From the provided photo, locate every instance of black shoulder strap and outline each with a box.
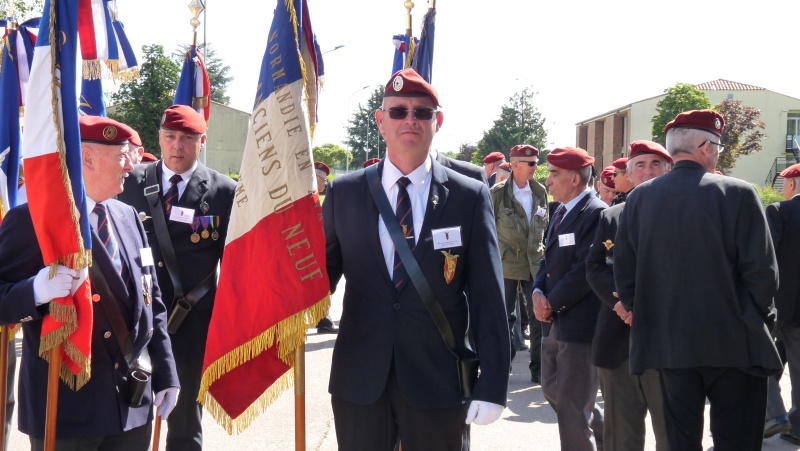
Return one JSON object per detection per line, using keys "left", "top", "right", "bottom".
{"left": 143, "top": 162, "right": 185, "bottom": 300}
{"left": 365, "top": 165, "right": 460, "bottom": 359}
{"left": 88, "top": 258, "right": 136, "bottom": 367}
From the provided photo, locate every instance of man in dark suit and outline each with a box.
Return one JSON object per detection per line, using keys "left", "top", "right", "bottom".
{"left": 610, "top": 158, "right": 631, "bottom": 206}
{"left": 614, "top": 110, "right": 782, "bottom": 450}
{"left": 117, "top": 105, "right": 236, "bottom": 451}
{"left": 0, "top": 116, "right": 179, "bottom": 449}
{"left": 586, "top": 140, "right": 671, "bottom": 451}
{"left": 532, "top": 146, "right": 606, "bottom": 450}
{"left": 763, "top": 163, "right": 800, "bottom": 444}
{"left": 324, "top": 68, "right": 509, "bottom": 450}
{"left": 433, "top": 149, "right": 487, "bottom": 184}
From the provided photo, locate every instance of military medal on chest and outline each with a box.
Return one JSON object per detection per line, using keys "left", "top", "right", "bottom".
{"left": 200, "top": 215, "right": 210, "bottom": 239}
{"left": 210, "top": 216, "right": 219, "bottom": 240}
{"left": 441, "top": 250, "right": 458, "bottom": 284}
{"left": 190, "top": 217, "right": 201, "bottom": 243}
{"left": 603, "top": 239, "right": 614, "bottom": 266}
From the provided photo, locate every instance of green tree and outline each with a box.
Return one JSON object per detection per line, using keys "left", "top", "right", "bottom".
{"left": 110, "top": 44, "right": 180, "bottom": 156}
{"left": 455, "top": 142, "right": 476, "bottom": 162}
{"left": 313, "top": 143, "right": 351, "bottom": 169}
{"left": 651, "top": 83, "right": 711, "bottom": 145}
{"left": 4, "top": 1, "right": 43, "bottom": 20}
{"left": 714, "top": 99, "right": 766, "bottom": 174}
{"left": 344, "top": 86, "right": 385, "bottom": 169}
{"left": 172, "top": 43, "right": 233, "bottom": 105}
{"left": 755, "top": 184, "right": 783, "bottom": 208}
{"left": 534, "top": 164, "right": 549, "bottom": 187}
{"left": 473, "top": 87, "right": 547, "bottom": 165}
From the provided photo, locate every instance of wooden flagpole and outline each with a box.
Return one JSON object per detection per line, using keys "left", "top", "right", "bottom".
{"left": 294, "top": 344, "right": 306, "bottom": 451}
{"left": 44, "top": 345, "right": 61, "bottom": 451}
{"left": 0, "top": 326, "right": 9, "bottom": 450}
{"left": 152, "top": 415, "right": 162, "bottom": 451}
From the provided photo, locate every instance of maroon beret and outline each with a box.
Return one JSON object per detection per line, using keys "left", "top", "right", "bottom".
{"left": 314, "top": 161, "right": 330, "bottom": 176}
{"left": 129, "top": 130, "right": 143, "bottom": 147}
{"left": 384, "top": 68, "right": 441, "bottom": 107}
{"left": 362, "top": 158, "right": 380, "bottom": 168}
{"left": 141, "top": 152, "right": 158, "bottom": 162}
{"left": 483, "top": 152, "right": 505, "bottom": 164}
{"left": 780, "top": 163, "right": 800, "bottom": 178}
{"left": 546, "top": 147, "right": 594, "bottom": 170}
{"left": 79, "top": 115, "right": 134, "bottom": 145}
{"left": 498, "top": 162, "right": 512, "bottom": 172}
{"left": 160, "top": 105, "right": 207, "bottom": 134}
{"left": 510, "top": 145, "right": 539, "bottom": 160}
{"left": 664, "top": 109, "right": 725, "bottom": 137}
{"left": 612, "top": 158, "right": 628, "bottom": 171}
{"left": 600, "top": 166, "right": 616, "bottom": 189}
{"left": 629, "top": 140, "right": 673, "bottom": 163}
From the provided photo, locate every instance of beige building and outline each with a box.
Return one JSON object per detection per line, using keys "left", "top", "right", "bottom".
{"left": 575, "top": 80, "right": 800, "bottom": 186}
{"left": 204, "top": 101, "right": 250, "bottom": 174}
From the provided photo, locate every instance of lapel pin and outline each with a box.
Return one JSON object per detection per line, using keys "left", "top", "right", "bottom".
{"left": 432, "top": 195, "right": 439, "bottom": 209}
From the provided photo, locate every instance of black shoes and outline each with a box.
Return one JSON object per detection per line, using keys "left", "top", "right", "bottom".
{"left": 531, "top": 374, "right": 541, "bottom": 385}
{"left": 765, "top": 415, "right": 791, "bottom": 438}
{"left": 315, "top": 317, "right": 339, "bottom": 334}
{"left": 780, "top": 432, "right": 800, "bottom": 445}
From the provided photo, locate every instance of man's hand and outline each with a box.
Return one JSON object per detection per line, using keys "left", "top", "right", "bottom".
{"left": 532, "top": 291, "right": 553, "bottom": 323}
{"left": 154, "top": 387, "right": 180, "bottom": 419}
{"left": 465, "top": 401, "right": 504, "bottom": 425}
{"left": 33, "top": 266, "right": 77, "bottom": 306}
{"left": 613, "top": 297, "right": 632, "bottom": 326}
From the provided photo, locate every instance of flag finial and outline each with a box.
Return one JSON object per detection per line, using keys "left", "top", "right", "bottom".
{"left": 188, "top": 0, "right": 205, "bottom": 47}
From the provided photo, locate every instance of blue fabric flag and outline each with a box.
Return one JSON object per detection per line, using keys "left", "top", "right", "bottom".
{"left": 412, "top": 8, "right": 435, "bottom": 83}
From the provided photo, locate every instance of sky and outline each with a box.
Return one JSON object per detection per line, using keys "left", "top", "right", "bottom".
{"left": 112, "top": 0, "right": 799, "bottom": 159}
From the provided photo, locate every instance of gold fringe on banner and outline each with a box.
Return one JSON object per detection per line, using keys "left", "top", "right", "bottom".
{"left": 287, "top": 0, "right": 318, "bottom": 138}
{"left": 82, "top": 60, "right": 103, "bottom": 80}
{"left": 198, "top": 295, "right": 330, "bottom": 434}
{"left": 112, "top": 67, "right": 140, "bottom": 83}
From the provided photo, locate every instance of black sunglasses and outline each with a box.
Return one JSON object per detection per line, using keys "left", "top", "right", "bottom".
{"left": 524, "top": 161, "right": 538, "bottom": 167}
{"left": 384, "top": 107, "right": 438, "bottom": 121}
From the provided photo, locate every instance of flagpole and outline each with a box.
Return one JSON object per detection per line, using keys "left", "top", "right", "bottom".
{"left": 0, "top": 326, "right": 9, "bottom": 449}
{"left": 44, "top": 345, "right": 61, "bottom": 451}
{"left": 294, "top": 344, "right": 306, "bottom": 451}
{"left": 152, "top": 415, "right": 162, "bottom": 451}
{"left": 404, "top": 1, "right": 414, "bottom": 36}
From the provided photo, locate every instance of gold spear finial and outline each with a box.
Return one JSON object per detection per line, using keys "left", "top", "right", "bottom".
{"left": 188, "top": 0, "right": 205, "bottom": 47}
{"left": 404, "top": 1, "right": 414, "bottom": 36}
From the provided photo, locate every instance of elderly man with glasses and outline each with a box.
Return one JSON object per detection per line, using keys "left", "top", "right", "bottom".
{"left": 490, "top": 144, "right": 548, "bottom": 384}
{"left": 611, "top": 158, "right": 633, "bottom": 206}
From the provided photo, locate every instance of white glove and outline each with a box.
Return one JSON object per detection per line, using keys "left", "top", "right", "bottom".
{"left": 33, "top": 266, "right": 77, "bottom": 306}
{"left": 465, "top": 400, "right": 504, "bottom": 425}
{"left": 154, "top": 387, "right": 180, "bottom": 419}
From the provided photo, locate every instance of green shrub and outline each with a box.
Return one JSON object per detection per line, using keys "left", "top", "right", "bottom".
{"left": 755, "top": 184, "right": 783, "bottom": 208}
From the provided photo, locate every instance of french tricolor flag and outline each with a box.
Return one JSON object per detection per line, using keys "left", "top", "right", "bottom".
{"left": 174, "top": 46, "right": 211, "bottom": 122}
{"left": 199, "top": 0, "right": 329, "bottom": 433}
{"left": 23, "top": 0, "right": 93, "bottom": 390}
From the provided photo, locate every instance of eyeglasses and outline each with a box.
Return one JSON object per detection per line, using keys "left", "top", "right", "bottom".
{"left": 383, "top": 107, "right": 438, "bottom": 121}
{"left": 699, "top": 140, "right": 725, "bottom": 153}
{"left": 614, "top": 171, "right": 625, "bottom": 176}
{"left": 525, "top": 161, "right": 539, "bottom": 167}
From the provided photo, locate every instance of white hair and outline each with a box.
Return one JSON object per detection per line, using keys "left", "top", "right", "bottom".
{"left": 626, "top": 155, "right": 672, "bottom": 172}
{"left": 665, "top": 128, "right": 717, "bottom": 157}
{"left": 576, "top": 165, "right": 592, "bottom": 187}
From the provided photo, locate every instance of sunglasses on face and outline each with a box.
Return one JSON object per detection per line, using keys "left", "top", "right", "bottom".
{"left": 383, "top": 107, "right": 438, "bottom": 121}
{"left": 524, "top": 161, "right": 539, "bottom": 167}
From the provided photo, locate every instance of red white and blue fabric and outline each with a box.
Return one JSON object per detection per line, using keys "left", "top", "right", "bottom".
{"left": 77, "top": 0, "right": 138, "bottom": 78}
{"left": 411, "top": 8, "right": 435, "bottom": 83}
{"left": 23, "top": 0, "right": 93, "bottom": 390}
{"left": 199, "top": 0, "right": 329, "bottom": 433}
{"left": 5, "top": 17, "right": 40, "bottom": 109}
{"left": 0, "top": 25, "right": 23, "bottom": 217}
{"left": 391, "top": 34, "right": 418, "bottom": 75}
{"left": 174, "top": 46, "right": 211, "bottom": 122}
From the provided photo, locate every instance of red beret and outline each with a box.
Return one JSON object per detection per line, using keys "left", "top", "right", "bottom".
{"left": 510, "top": 145, "right": 539, "bottom": 160}
{"left": 546, "top": 147, "right": 594, "bottom": 170}
{"left": 129, "top": 130, "right": 143, "bottom": 147}
{"left": 780, "top": 163, "right": 800, "bottom": 178}
{"left": 498, "top": 162, "right": 512, "bottom": 172}
{"left": 612, "top": 158, "right": 628, "bottom": 171}
{"left": 664, "top": 109, "right": 725, "bottom": 137}
{"left": 314, "top": 161, "right": 330, "bottom": 176}
{"left": 362, "top": 158, "right": 380, "bottom": 168}
{"left": 141, "top": 152, "right": 158, "bottom": 162}
{"left": 600, "top": 166, "right": 616, "bottom": 189}
{"left": 160, "top": 105, "right": 207, "bottom": 134}
{"left": 483, "top": 152, "right": 505, "bottom": 164}
{"left": 629, "top": 140, "right": 673, "bottom": 163}
{"left": 79, "top": 115, "right": 134, "bottom": 145}
{"left": 384, "top": 68, "right": 441, "bottom": 107}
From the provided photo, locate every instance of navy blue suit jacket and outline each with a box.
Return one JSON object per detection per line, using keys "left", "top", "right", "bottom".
{"left": 534, "top": 192, "right": 606, "bottom": 343}
{"left": 0, "top": 201, "right": 178, "bottom": 439}
{"left": 324, "top": 159, "right": 509, "bottom": 408}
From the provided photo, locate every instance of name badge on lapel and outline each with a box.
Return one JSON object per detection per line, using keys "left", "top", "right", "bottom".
{"left": 170, "top": 206, "right": 195, "bottom": 224}
{"left": 558, "top": 233, "right": 576, "bottom": 247}
{"left": 140, "top": 248, "right": 154, "bottom": 266}
{"left": 432, "top": 226, "right": 462, "bottom": 249}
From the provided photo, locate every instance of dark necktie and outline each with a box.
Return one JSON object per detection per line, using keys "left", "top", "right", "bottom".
{"left": 392, "top": 177, "right": 415, "bottom": 292}
{"left": 552, "top": 205, "right": 566, "bottom": 234}
{"left": 163, "top": 174, "right": 182, "bottom": 215}
{"left": 94, "top": 203, "right": 130, "bottom": 287}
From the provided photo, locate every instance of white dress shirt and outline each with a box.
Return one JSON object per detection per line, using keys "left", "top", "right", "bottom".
{"left": 161, "top": 160, "right": 198, "bottom": 199}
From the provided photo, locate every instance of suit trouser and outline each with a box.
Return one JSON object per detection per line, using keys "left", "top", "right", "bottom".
{"left": 331, "top": 362, "right": 470, "bottom": 451}
{"left": 767, "top": 325, "right": 800, "bottom": 435}
{"left": 30, "top": 422, "right": 152, "bottom": 451}
{"left": 503, "top": 279, "right": 542, "bottom": 377}
{"left": 4, "top": 337, "right": 16, "bottom": 451}
{"left": 166, "top": 308, "right": 213, "bottom": 451}
{"left": 541, "top": 327, "right": 603, "bottom": 451}
{"left": 598, "top": 361, "right": 667, "bottom": 451}
{"left": 659, "top": 367, "right": 767, "bottom": 451}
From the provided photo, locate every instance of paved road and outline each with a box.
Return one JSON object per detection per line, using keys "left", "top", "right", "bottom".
{"left": 4, "top": 284, "right": 799, "bottom": 450}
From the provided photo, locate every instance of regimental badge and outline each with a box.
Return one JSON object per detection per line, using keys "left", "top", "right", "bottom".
{"left": 442, "top": 250, "right": 458, "bottom": 284}
{"left": 102, "top": 126, "right": 117, "bottom": 140}
{"left": 200, "top": 201, "right": 209, "bottom": 213}
{"left": 393, "top": 75, "right": 404, "bottom": 92}
{"left": 714, "top": 118, "right": 722, "bottom": 130}
{"left": 602, "top": 239, "right": 614, "bottom": 250}
{"left": 160, "top": 113, "right": 167, "bottom": 126}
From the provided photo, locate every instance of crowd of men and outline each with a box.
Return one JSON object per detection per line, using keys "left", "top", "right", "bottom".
{"left": 0, "top": 64, "right": 796, "bottom": 451}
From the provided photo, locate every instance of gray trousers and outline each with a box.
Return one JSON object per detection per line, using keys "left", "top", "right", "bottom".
{"left": 767, "top": 324, "right": 800, "bottom": 435}
{"left": 598, "top": 361, "right": 667, "bottom": 451}
{"left": 541, "top": 326, "right": 603, "bottom": 451}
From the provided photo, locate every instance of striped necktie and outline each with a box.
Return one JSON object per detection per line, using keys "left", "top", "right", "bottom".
{"left": 392, "top": 177, "right": 414, "bottom": 292}
{"left": 163, "top": 174, "right": 182, "bottom": 215}
{"left": 94, "top": 203, "right": 130, "bottom": 287}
